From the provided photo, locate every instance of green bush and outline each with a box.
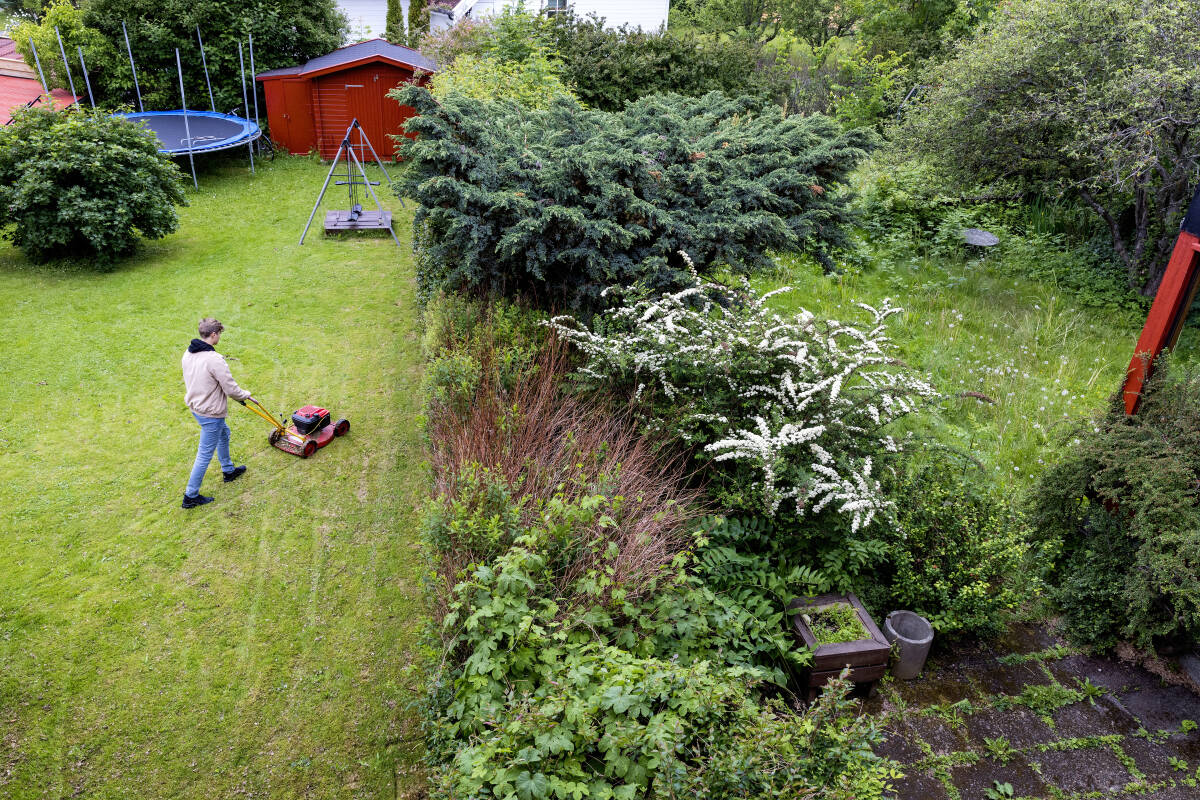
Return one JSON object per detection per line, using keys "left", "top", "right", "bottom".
{"left": 0, "top": 108, "right": 186, "bottom": 265}
{"left": 420, "top": 470, "right": 896, "bottom": 800}
{"left": 861, "top": 459, "right": 1035, "bottom": 637}
{"left": 544, "top": 13, "right": 783, "bottom": 111}
{"left": 78, "top": 0, "right": 347, "bottom": 112}
{"left": 549, "top": 270, "right": 936, "bottom": 530}
{"left": 428, "top": 51, "right": 574, "bottom": 109}
{"left": 394, "top": 87, "right": 871, "bottom": 307}
{"left": 1029, "top": 356, "right": 1200, "bottom": 650}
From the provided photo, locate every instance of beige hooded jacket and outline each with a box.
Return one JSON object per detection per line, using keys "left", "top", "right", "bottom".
{"left": 182, "top": 341, "right": 251, "bottom": 418}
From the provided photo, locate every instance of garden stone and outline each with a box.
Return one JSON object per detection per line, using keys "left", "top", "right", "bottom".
{"left": 949, "top": 755, "right": 1047, "bottom": 799}
{"left": 1027, "top": 747, "right": 1133, "bottom": 795}
{"left": 1049, "top": 695, "right": 1142, "bottom": 739}
{"left": 1115, "top": 684, "right": 1200, "bottom": 732}
{"left": 884, "top": 769, "right": 949, "bottom": 800}
{"left": 971, "top": 662, "right": 1053, "bottom": 696}
{"left": 898, "top": 714, "right": 969, "bottom": 755}
{"left": 964, "top": 707, "right": 1056, "bottom": 749}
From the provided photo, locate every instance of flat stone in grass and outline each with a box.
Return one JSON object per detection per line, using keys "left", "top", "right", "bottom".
{"left": 897, "top": 714, "right": 970, "bottom": 755}
{"left": 971, "top": 661, "right": 1053, "bottom": 696}
{"left": 948, "top": 755, "right": 1048, "bottom": 799}
{"left": 873, "top": 728, "right": 926, "bottom": 764}
{"left": 892, "top": 667, "right": 979, "bottom": 708}
{"left": 1049, "top": 696, "right": 1142, "bottom": 739}
{"left": 1027, "top": 746, "right": 1135, "bottom": 795}
{"left": 1134, "top": 785, "right": 1200, "bottom": 800}
{"left": 884, "top": 768, "right": 949, "bottom": 800}
{"left": 1118, "top": 735, "right": 1178, "bottom": 779}
{"left": 964, "top": 707, "right": 1056, "bottom": 749}
{"left": 1114, "top": 684, "right": 1200, "bottom": 732}
{"left": 1049, "top": 654, "right": 1164, "bottom": 695}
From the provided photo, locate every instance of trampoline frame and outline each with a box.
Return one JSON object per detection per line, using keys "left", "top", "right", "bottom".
{"left": 113, "top": 110, "right": 262, "bottom": 156}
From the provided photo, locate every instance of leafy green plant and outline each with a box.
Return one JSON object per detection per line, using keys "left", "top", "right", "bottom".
{"left": 1029, "top": 356, "right": 1200, "bottom": 650}
{"left": 393, "top": 87, "right": 871, "bottom": 307}
{"left": 79, "top": 0, "right": 346, "bottom": 113}
{"left": 550, "top": 268, "right": 936, "bottom": 529}
{"left": 802, "top": 603, "right": 868, "bottom": 645}
{"left": 900, "top": 0, "right": 1200, "bottom": 295}
{"left": 0, "top": 108, "right": 186, "bottom": 265}
{"left": 984, "top": 780, "right": 1014, "bottom": 799}
{"left": 427, "top": 51, "right": 573, "bottom": 109}
{"left": 860, "top": 457, "right": 1035, "bottom": 637}
{"left": 983, "top": 737, "right": 1016, "bottom": 765}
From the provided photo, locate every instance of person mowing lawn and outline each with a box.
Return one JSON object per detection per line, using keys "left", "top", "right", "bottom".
{"left": 181, "top": 317, "right": 251, "bottom": 509}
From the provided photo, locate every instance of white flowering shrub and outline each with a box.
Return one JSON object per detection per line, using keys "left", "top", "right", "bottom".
{"left": 548, "top": 256, "right": 938, "bottom": 532}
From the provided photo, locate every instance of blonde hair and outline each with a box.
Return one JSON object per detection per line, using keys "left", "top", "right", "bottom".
{"left": 198, "top": 317, "right": 224, "bottom": 337}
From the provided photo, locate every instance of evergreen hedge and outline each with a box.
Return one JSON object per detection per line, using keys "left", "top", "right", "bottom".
{"left": 393, "top": 88, "right": 871, "bottom": 308}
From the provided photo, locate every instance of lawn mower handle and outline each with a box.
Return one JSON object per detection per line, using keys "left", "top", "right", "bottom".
{"left": 238, "top": 396, "right": 290, "bottom": 436}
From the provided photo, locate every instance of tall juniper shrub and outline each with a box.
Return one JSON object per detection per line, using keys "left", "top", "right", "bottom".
{"left": 394, "top": 88, "right": 871, "bottom": 307}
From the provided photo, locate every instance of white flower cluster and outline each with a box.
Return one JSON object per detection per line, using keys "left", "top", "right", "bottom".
{"left": 548, "top": 254, "right": 938, "bottom": 532}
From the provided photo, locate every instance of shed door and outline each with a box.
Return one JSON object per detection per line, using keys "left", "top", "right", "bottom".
{"left": 314, "top": 64, "right": 417, "bottom": 161}
{"left": 280, "top": 80, "right": 316, "bottom": 155}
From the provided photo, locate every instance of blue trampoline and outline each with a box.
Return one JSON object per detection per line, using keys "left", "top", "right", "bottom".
{"left": 115, "top": 110, "right": 261, "bottom": 155}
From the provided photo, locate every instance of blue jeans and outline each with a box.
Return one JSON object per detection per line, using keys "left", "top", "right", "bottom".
{"left": 186, "top": 412, "right": 233, "bottom": 496}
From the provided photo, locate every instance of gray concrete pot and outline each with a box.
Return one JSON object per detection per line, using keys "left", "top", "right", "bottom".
{"left": 884, "top": 610, "right": 933, "bottom": 680}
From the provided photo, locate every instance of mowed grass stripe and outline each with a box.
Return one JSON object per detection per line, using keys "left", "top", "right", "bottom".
{"left": 0, "top": 155, "right": 424, "bottom": 798}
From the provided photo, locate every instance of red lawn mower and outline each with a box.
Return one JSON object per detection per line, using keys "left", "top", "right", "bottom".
{"left": 239, "top": 397, "right": 350, "bottom": 458}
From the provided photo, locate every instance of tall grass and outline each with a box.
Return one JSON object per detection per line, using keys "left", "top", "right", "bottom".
{"left": 761, "top": 243, "right": 1198, "bottom": 492}
{"left": 424, "top": 327, "right": 701, "bottom": 614}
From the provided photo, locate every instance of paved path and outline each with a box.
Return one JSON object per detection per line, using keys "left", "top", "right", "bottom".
{"left": 873, "top": 624, "right": 1200, "bottom": 799}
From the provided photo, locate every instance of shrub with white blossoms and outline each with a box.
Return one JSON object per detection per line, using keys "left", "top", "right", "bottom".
{"left": 547, "top": 255, "right": 939, "bottom": 532}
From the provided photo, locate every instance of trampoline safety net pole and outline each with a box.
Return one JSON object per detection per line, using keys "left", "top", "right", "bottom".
{"left": 175, "top": 48, "right": 198, "bottom": 189}
{"left": 77, "top": 47, "right": 95, "bottom": 109}
{"left": 238, "top": 42, "right": 255, "bottom": 175}
{"left": 28, "top": 37, "right": 49, "bottom": 96}
{"left": 122, "top": 21, "right": 143, "bottom": 113}
{"left": 248, "top": 33, "right": 259, "bottom": 128}
{"left": 196, "top": 26, "right": 216, "bottom": 113}
{"left": 53, "top": 27, "right": 79, "bottom": 107}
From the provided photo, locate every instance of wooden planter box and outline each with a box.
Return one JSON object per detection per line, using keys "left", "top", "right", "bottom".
{"left": 788, "top": 592, "right": 890, "bottom": 699}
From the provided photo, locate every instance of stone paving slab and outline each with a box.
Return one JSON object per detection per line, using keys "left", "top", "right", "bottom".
{"left": 874, "top": 624, "right": 1200, "bottom": 800}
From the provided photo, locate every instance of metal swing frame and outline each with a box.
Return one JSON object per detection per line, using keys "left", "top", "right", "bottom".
{"left": 298, "top": 119, "right": 400, "bottom": 247}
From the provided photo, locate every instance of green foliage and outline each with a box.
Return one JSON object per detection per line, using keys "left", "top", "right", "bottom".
{"left": 803, "top": 603, "right": 868, "bottom": 645}
{"left": 428, "top": 51, "right": 574, "bottom": 109}
{"left": 407, "top": 0, "right": 428, "bottom": 47}
{"left": 857, "top": 0, "right": 996, "bottom": 65}
{"left": 860, "top": 458, "right": 1035, "bottom": 637}
{"left": 393, "top": 87, "right": 870, "bottom": 307}
{"left": 420, "top": 471, "right": 895, "bottom": 799}
{"left": 693, "top": 0, "right": 860, "bottom": 47}
{"left": 551, "top": 274, "right": 935, "bottom": 530}
{"left": 385, "top": 0, "right": 405, "bottom": 42}
{"left": 1030, "top": 356, "right": 1200, "bottom": 651}
{"left": 76, "top": 0, "right": 347, "bottom": 113}
{"left": 899, "top": 0, "right": 1200, "bottom": 295}
{"left": 0, "top": 107, "right": 186, "bottom": 265}
{"left": 544, "top": 13, "right": 783, "bottom": 112}
{"left": 421, "top": 293, "right": 547, "bottom": 414}
{"left": 11, "top": 0, "right": 112, "bottom": 94}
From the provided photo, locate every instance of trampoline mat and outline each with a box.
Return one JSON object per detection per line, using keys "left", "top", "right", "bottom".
{"left": 115, "top": 111, "right": 261, "bottom": 155}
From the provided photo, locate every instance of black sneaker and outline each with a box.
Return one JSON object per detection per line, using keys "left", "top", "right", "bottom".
{"left": 182, "top": 493, "right": 214, "bottom": 509}
{"left": 223, "top": 465, "right": 247, "bottom": 483}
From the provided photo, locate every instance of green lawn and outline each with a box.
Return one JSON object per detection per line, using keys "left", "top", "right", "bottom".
{"left": 764, "top": 248, "right": 1199, "bottom": 492}
{"left": 0, "top": 156, "right": 425, "bottom": 798}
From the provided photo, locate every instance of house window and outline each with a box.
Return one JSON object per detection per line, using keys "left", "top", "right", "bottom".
{"left": 544, "top": 0, "right": 567, "bottom": 16}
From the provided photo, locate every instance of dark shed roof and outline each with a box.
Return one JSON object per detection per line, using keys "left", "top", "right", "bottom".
{"left": 256, "top": 38, "right": 437, "bottom": 79}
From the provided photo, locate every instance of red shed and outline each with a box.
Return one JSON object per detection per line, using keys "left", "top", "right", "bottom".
{"left": 256, "top": 39, "right": 436, "bottom": 160}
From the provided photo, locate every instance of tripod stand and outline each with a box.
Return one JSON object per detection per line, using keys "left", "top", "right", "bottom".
{"left": 299, "top": 119, "right": 400, "bottom": 247}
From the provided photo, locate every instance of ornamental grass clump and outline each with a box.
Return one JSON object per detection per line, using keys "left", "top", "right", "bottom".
{"left": 548, "top": 255, "right": 938, "bottom": 532}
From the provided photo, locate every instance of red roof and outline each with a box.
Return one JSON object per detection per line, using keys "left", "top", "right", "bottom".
{"left": 1, "top": 76, "right": 78, "bottom": 125}
{"left": 256, "top": 38, "right": 437, "bottom": 80}
{"left": 0, "top": 36, "right": 80, "bottom": 124}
